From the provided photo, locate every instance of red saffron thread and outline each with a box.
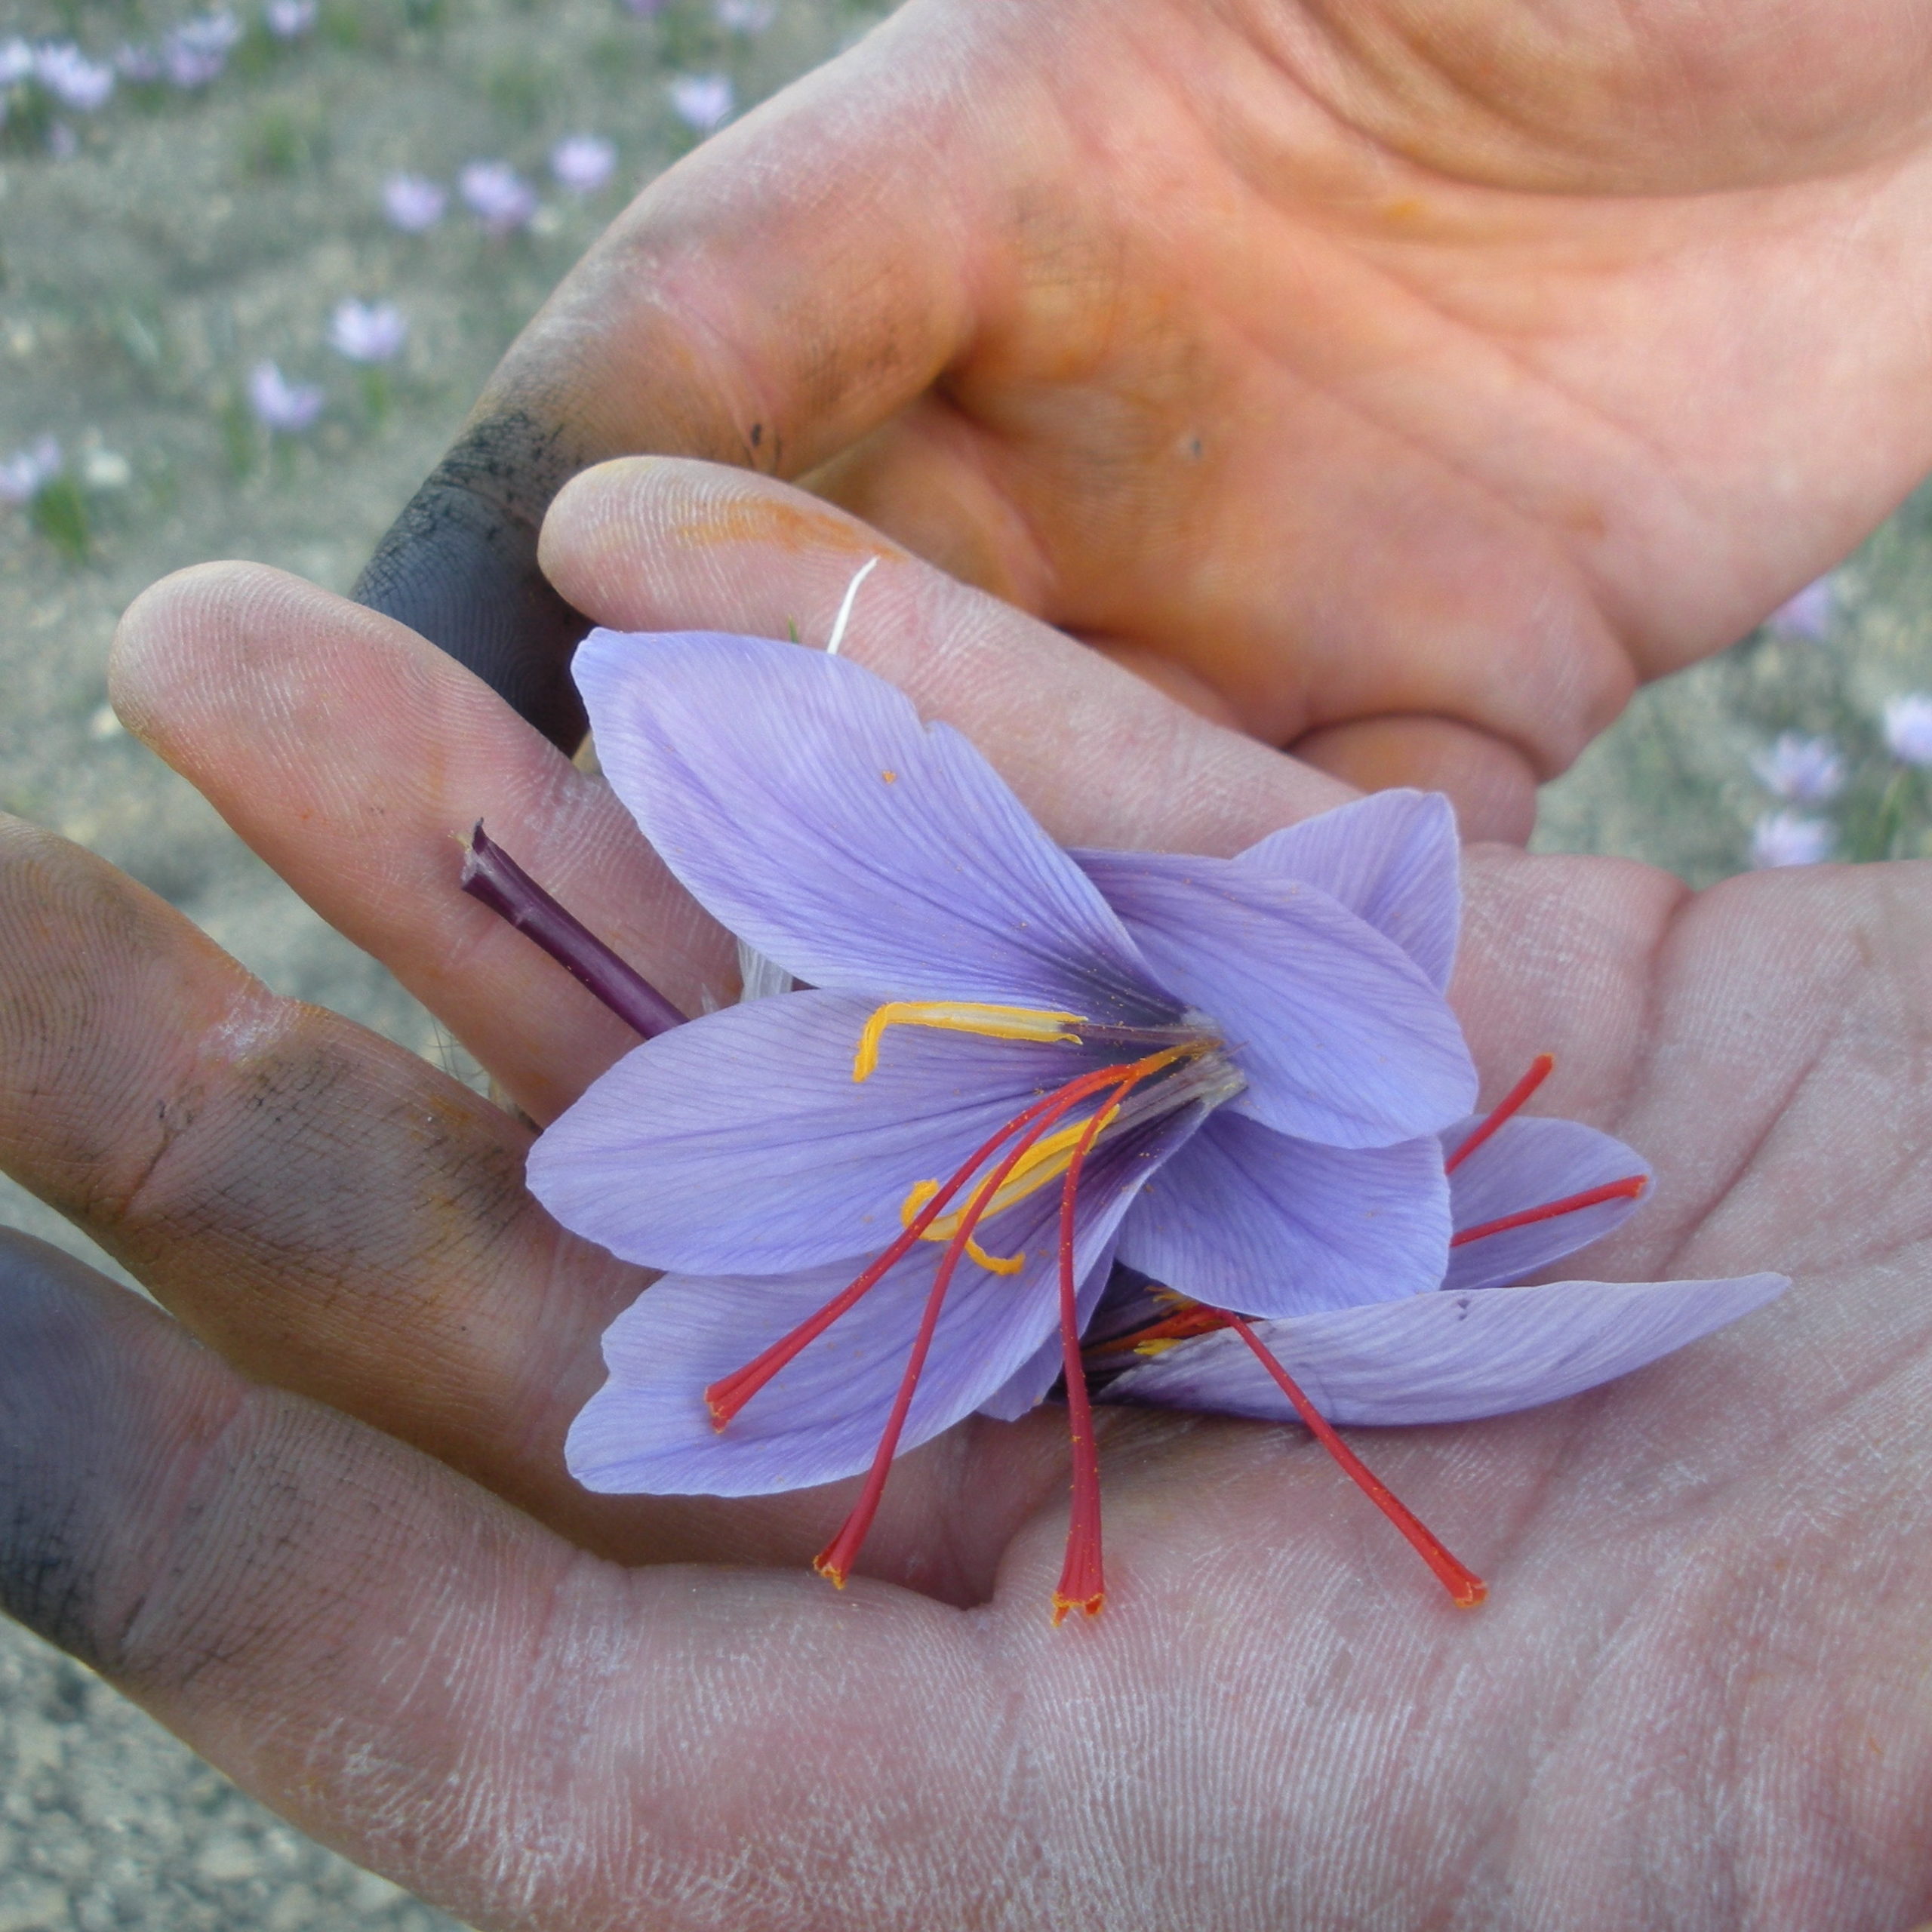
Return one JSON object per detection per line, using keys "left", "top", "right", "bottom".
{"left": 804, "top": 1050, "right": 1185, "bottom": 1591}
{"left": 1450, "top": 1175, "right": 1645, "bottom": 1248}
{"left": 1444, "top": 1053, "right": 1555, "bottom": 1174}
{"left": 1048, "top": 1086, "right": 1128, "bottom": 1625}
{"left": 704, "top": 1048, "right": 1187, "bottom": 1426}
{"left": 1221, "top": 1314, "right": 1486, "bottom": 1609}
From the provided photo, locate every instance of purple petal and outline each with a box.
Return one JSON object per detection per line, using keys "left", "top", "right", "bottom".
{"left": 1230, "top": 790, "right": 1460, "bottom": 991}
{"left": 1117, "top": 1112, "right": 1450, "bottom": 1316}
{"left": 976, "top": 1238, "right": 1120, "bottom": 1421}
{"left": 1441, "top": 1115, "right": 1652, "bottom": 1292}
{"left": 1097, "top": 1272, "right": 1789, "bottom": 1426}
{"left": 574, "top": 630, "right": 1177, "bottom": 1024}
{"left": 566, "top": 1124, "right": 1183, "bottom": 1494}
{"left": 528, "top": 989, "right": 1128, "bottom": 1275}
{"left": 1076, "top": 852, "right": 1477, "bottom": 1146}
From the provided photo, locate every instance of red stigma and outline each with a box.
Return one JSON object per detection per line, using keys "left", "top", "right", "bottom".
{"left": 702, "top": 1046, "right": 1191, "bottom": 1606}
{"left": 1048, "top": 1091, "right": 1119, "bottom": 1625}
{"left": 1222, "top": 1315, "right": 1486, "bottom": 1608}
{"left": 1450, "top": 1174, "right": 1646, "bottom": 1248}
{"left": 1445, "top": 1053, "right": 1554, "bottom": 1174}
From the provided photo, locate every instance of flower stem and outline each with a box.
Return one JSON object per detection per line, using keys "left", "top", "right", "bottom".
{"left": 460, "top": 823, "right": 685, "bottom": 1039}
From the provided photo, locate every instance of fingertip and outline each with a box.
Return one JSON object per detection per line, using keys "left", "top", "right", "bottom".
{"left": 356, "top": 414, "right": 592, "bottom": 750}
{"left": 540, "top": 454, "right": 900, "bottom": 631}
{"left": 1291, "top": 716, "right": 1540, "bottom": 845}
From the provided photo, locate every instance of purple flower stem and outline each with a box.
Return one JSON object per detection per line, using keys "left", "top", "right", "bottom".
{"left": 461, "top": 823, "right": 686, "bottom": 1038}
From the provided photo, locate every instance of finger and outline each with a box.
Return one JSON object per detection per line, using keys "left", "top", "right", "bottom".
{"left": 111, "top": 561, "right": 727, "bottom": 1123}
{"left": 0, "top": 1232, "right": 1017, "bottom": 1930}
{"left": 1290, "top": 715, "right": 1540, "bottom": 844}
{"left": 538, "top": 455, "right": 1355, "bottom": 855}
{"left": 0, "top": 817, "right": 1062, "bottom": 1582}
{"left": 113, "top": 514, "right": 1352, "bottom": 1122}
{"left": 353, "top": 8, "right": 985, "bottom": 743}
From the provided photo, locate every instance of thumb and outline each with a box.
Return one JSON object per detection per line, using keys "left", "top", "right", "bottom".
{"left": 355, "top": 4, "right": 984, "bottom": 746}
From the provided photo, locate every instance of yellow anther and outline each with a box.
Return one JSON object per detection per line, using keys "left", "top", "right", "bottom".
{"left": 896, "top": 1102, "right": 1121, "bottom": 1275}
{"left": 900, "top": 1180, "right": 1024, "bottom": 1275}
{"left": 853, "top": 1001, "right": 1086, "bottom": 1081}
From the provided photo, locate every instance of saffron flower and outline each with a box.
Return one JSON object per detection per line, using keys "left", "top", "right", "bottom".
{"left": 264, "top": 0, "right": 318, "bottom": 38}
{"left": 1767, "top": 576, "right": 1833, "bottom": 641}
{"left": 246, "top": 361, "right": 324, "bottom": 434}
{"left": 458, "top": 160, "right": 539, "bottom": 235}
{"left": 550, "top": 133, "right": 617, "bottom": 195}
{"left": 510, "top": 629, "right": 1786, "bottom": 1621}
{"left": 32, "top": 43, "right": 115, "bottom": 112}
{"left": 380, "top": 172, "right": 447, "bottom": 232}
{"left": 162, "top": 11, "right": 240, "bottom": 88}
{"left": 0, "top": 436, "right": 62, "bottom": 506}
{"left": 669, "top": 72, "right": 734, "bottom": 134}
{"left": 1749, "top": 732, "right": 1844, "bottom": 804}
{"left": 1882, "top": 694, "right": 1932, "bottom": 768}
{"left": 1750, "top": 810, "right": 1835, "bottom": 869}
{"left": 326, "top": 298, "right": 407, "bottom": 365}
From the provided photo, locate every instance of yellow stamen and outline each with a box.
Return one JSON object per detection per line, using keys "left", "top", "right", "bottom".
{"left": 897, "top": 1103, "right": 1121, "bottom": 1274}
{"left": 853, "top": 1001, "right": 1087, "bottom": 1081}
{"left": 900, "top": 1180, "right": 1024, "bottom": 1275}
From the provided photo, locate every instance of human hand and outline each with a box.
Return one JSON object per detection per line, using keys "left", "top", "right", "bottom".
{"left": 358, "top": 0, "right": 1932, "bottom": 840}
{"left": 0, "top": 468, "right": 1926, "bottom": 1926}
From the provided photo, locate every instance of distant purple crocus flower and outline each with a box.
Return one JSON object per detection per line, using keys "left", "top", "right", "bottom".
{"left": 669, "top": 72, "right": 733, "bottom": 134}
{"left": 715, "top": 0, "right": 776, "bottom": 31}
{"left": 0, "top": 40, "right": 34, "bottom": 87}
{"left": 162, "top": 11, "right": 240, "bottom": 88}
{"left": 246, "top": 360, "right": 324, "bottom": 434}
{"left": 458, "top": 159, "right": 539, "bottom": 235}
{"left": 114, "top": 42, "right": 165, "bottom": 82}
{"left": 1883, "top": 693, "right": 1932, "bottom": 768}
{"left": 264, "top": 0, "right": 318, "bottom": 38}
{"left": 33, "top": 42, "right": 115, "bottom": 111}
{"left": 550, "top": 133, "right": 616, "bottom": 195}
{"left": 1750, "top": 731, "right": 1845, "bottom": 804}
{"left": 1767, "top": 575, "right": 1834, "bottom": 641}
{"left": 1751, "top": 810, "right": 1835, "bottom": 869}
{"left": 0, "top": 436, "right": 63, "bottom": 506}
{"left": 518, "top": 630, "right": 1786, "bottom": 1617}
{"left": 326, "top": 297, "right": 406, "bottom": 364}
{"left": 380, "top": 172, "right": 446, "bottom": 232}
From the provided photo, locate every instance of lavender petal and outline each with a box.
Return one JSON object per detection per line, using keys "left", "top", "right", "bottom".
{"left": 974, "top": 1237, "right": 1121, "bottom": 1421}
{"left": 1227, "top": 789, "right": 1461, "bottom": 991}
{"left": 567, "top": 1121, "right": 1180, "bottom": 1495}
{"left": 1117, "top": 1112, "right": 1450, "bottom": 1316}
{"left": 461, "top": 823, "right": 685, "bottom": 1038}
{"left": 1441, "top": 1114, "right": 1652, "bottom": 1292}
{"left": 573, "top": 629, "right": 1179, "bottom": 1026}
{"left": 1098, "top": 1272, "right": 1789, "bottom": 1427}
{"left": 1077, "top": 851, "right": 1477, "bottom": 1146}
{"left": 528, "top": 990, "right": 1130, "bottom": 1275}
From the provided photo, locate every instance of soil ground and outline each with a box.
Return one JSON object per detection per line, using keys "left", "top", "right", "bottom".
{"left": 2, "top": 2, "right": 1930, "bottom": 1925}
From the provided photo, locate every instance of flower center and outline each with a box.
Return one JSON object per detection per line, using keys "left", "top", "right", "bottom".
{"left": 706, "top": 1024, "right": 1233, "bottom": 1619}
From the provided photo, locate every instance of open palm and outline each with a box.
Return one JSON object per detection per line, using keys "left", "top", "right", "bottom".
{"left": 360, "top": 0, "right": 1932, "bottom": 838}
{"left": 0, "top": 464, "right": 1924, "bottom": 1927}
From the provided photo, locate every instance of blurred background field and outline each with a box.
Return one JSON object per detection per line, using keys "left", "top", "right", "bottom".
{"left": 2, "top": 0, "right": 1930, "bottom": 1924}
